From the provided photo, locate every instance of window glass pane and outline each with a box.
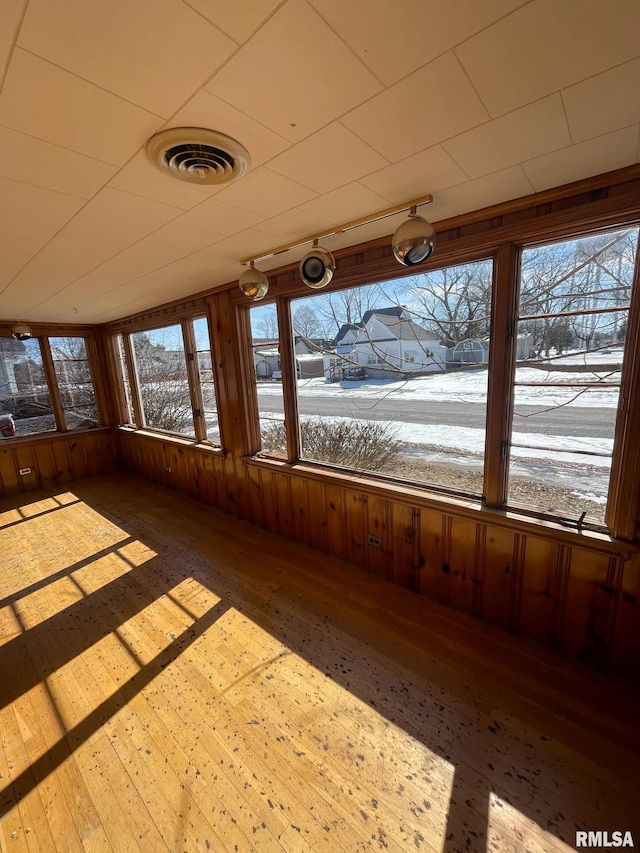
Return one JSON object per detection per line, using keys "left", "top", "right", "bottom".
{"left": 132, "top": 325, "right": 194, "bottom": 436}
{"left": 250, "top": 303, "right": 286, "bottom": 459}
{"left": 290, "top": 260, "right": 493, "bottom": 492}
{"left": 115, "top": 334, "right": 134, "bottom": 424}
{"left": 508, "top": 227, "right": 639, "bottom": 525}
{"left": 0, "top": 337, "right": 55, "bottom": 437}
{"left": 49, "top": 336, "right": 99, "bottom": 430}
{"left": 193, "top": 317, "right": 220, "bottom": 444}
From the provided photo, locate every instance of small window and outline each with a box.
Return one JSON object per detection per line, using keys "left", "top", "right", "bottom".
{"left": 115, "top": 333, "right": 134, "bottom": 424}
{"left": 0, "top": 337, "right": 56, "bottom": 437}
{"left": 131, "top": 324, "right": 193, "bottom": 437}
{"left": 49, "top": 336, "right": 99, "bottom": 430}
{"left": 193, "top": 317, "right": 220, "bottom": 444}
{"left": 250, "top": 304, "right": 286, "bottom": 458}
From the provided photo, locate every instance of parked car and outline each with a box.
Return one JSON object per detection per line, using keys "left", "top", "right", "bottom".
{"left": 0, "top": 412, "right": 16, "bottom": 438}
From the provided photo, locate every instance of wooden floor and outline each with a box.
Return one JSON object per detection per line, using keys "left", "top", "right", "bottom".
{"left": 0, "top": 474, "right": 639, "bottom": 852}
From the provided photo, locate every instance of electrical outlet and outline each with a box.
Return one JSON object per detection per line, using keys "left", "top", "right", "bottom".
{"left": 19, "top": 467, "right": 32, "bottom": 475}
{"left": 367, "top": 534, "right": 381, "bottom": 547}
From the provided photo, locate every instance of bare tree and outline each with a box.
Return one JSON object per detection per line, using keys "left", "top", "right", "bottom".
{"left": 293, "top": 305, "right": 323, "bottom": 338}
{"left": 312, "top": 284, "right": 383, "bottom": 337}
{"left": 254, "top": 308, "right": 279, "bottom": 339}
{"left": 132, "top": 332, "right": 193, "bottom": 434}
{"left": 387, "top": 261, "right": 493, "bottom": 347}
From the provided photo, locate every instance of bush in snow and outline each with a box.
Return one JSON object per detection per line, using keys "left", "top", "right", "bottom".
{"left": 261, "top": 417, "right": 401, "bottom": 470}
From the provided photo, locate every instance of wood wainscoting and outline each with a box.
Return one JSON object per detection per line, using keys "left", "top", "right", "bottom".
{"left": 0, "top": 429, "right": 117, "bottom": 498}
{"left": 116, "top": 429, "right": 640, "bottom": 683}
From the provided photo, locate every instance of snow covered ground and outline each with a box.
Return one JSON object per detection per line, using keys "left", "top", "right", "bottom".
{"left": 257, "top": 349, "right": 622, "bottom": 508}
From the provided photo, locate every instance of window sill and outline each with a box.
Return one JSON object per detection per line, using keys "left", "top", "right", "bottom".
{"left": 117, "top": 425, "right": 224, "bottom": 456}
{"left": 1, "top": 425, "right": 111, "bottom": 446}
{"left": 243, "top": 455, "right": 636, "bottom": 555}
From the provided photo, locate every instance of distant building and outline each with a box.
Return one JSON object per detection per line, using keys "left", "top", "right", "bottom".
{"left": 325, "top": 307, "right": 447, "bottom": 380}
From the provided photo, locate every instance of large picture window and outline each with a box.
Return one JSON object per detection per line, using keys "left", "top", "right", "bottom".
{"left": 285, "top": 260, "right": 493, "bottom": 494}
{"left": 507, "top": 227, "right": 639, "bottom": 525}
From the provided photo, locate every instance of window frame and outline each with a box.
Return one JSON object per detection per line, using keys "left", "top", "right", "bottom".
{"left": 111, "top": 312, "right": 224, "bottom": 449}
{"left": 239, "top": 217, "right": 640, "bottom": 539}
{"left": 0, "top": 328, "right": 104, "bottom": 438}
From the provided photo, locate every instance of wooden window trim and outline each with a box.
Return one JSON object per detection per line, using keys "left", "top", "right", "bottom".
{"left": 276, "top": 297, "right": 300, "bottom": 463}
{"left": 483, "top": 243, "right": 519, "bottom": 507}
{"left": 39, "top": 336, "right": 67, "bottom": 432}
{"left": 182, "top": 318, "right": 205, "bottom": 443}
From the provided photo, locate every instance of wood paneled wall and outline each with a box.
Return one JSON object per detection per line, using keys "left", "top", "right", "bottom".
{"left": 0, "top": 428, "right": 116, "bottom": 498}
{"left": 116, "top": 429, "right": 640, "bottom": 682}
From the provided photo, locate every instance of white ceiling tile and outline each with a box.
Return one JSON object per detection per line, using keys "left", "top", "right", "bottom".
{"left": 1, "top": 248, "right": 111, "bottom": 311}
{"left": 522, "top": 128, "right": 640, "bottom": 193}
{"left": 147, "top": 201, "right": 263, "bottom": 252}
{"left": 0, "top": 126, "right": 117, "bottom": 198}
{"left": 0, "top": 176, "right": 85, "bottom": 221}
{"left": 108, "top": 150, "right": 223, "bottom": 210}
{"left": 170, "top": 90, "right": 291, "bottom": 169}
{"left": 18, "top": 0, "right": 236, "bottom": 117}
{"left": 151, "top": 198, "right": 263, "bottom": 249}
{"left": 44, "top": 235, "right": 124, "bottom": 266}
{"left": 0, "top": 210, "right": 62, "bottom": 244}
{"left": 0, "top": 0, "right": 26, "bottom": 80}
{"left": 309, "top": 0, "right": 528, "bottom": 85}
{"left": 183, "top": 0, "right": 283, "bottom": 43}
{"left": 456, "top": 0, "right": 640, "bottom": 117}
{"left": 268, "top": 123, "right": 388, "bottom": 193}
{"left": 341, "top": 52, "right": 489, "bottom": 161}
{"left": 213, "top": 167, "right": 317, "bottom": 217}
{"left": 58, "top": 188, "right": 183, "bottom": 249}
{"left": 442, "top": 95, "right": 571, "bottom": 179}
{"left": 299, "top": 183, "right": 392, "bottom": 223}
{"left": 254, "top": 209, "right": 333, "bottom": 241}
{"left": 204, "top": 230, "right": 280, "bottom": 267}
{"left": 437, "top": 166, "right": 535, "bottom": 215}
{"left": 33, "top": 240, "right": 196, "bottom": 316}
{"left": 205, "top": 0, "right": 381, "bottom": 142}
{"left": 563, "top": 59, "right": 640, "bottom": 143}
{"left": 0, "top": 50, "right": 161, "bottom": 165}
{"left": 360, "top": 145, "right": 469, "bottom": 203}
{"left": 0, "top": 236, "right": 45, "bottom": 289}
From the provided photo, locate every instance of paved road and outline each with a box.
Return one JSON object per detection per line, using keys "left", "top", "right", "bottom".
{"left": 257, "top": 391, "right": 615, "bottom": 438}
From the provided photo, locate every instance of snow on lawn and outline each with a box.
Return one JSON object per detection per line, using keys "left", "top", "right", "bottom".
{"left": 266, "top": 367, "right": 620, "bottom": 408}
{"left": 260, "top": 411, "right": 613, "bottom": 469}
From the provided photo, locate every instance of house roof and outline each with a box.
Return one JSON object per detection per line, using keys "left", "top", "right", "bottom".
{"left": 1, "top": 1, "right": 639, "bottom": 325}
{"left": 334, "top": 307, "right": 438, "bottom": 344}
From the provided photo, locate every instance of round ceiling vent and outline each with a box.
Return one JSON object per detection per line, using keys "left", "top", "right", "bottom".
{"left": 145, "top": 127, "right": 251, "bottom": 185}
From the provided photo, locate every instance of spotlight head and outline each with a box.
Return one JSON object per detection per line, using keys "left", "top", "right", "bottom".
{"left": 392, "top": 214, "right": 436, "bottom": 267}
{"left": 239, "top": 264, "right": 269, "bottom": 300}
{"left": 299, "top": 245, "right": 335, "bottom": 289}
{"left": 11, "top": 323, "right": 32, "bottom": 341}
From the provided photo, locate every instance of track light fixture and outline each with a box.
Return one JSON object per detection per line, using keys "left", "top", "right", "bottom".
{"left": 299, "top": 241, "right": 335, "bottom": 289}
{"left": 238, "top": 193, "right": 434, "bottom": 298}
{"left": 392, "top": 206, "right": 436, "bottom": 267}
{"left": 238, "top": 262, "right": 269, "bottom": 301}
{"left": 11, "top": 322, "right": 32, "bottom": 341}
